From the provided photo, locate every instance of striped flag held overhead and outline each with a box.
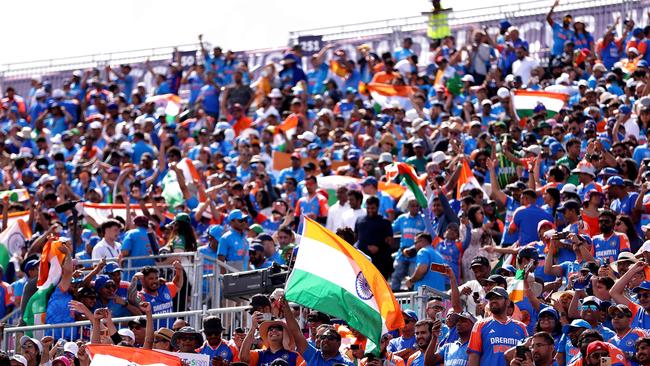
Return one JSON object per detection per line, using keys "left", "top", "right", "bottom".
{"left": 367, "top": 83, "right": 416, "bottom": 110}
{"left": 508, "top": 269, "right": 526, "bottom": 302}
{"left": 513, "top": 90, "right": 569, "bottom": 119}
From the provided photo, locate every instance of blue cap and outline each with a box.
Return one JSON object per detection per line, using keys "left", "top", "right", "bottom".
{"left": 599, "top": 167, "right": 619, "bottom": 177}
{"left": 89, "top": 236, "right": 101, "bottom": 248}
{"left": 81, "top": 229, "right": 93, "bottom": 242}
{"left": 346, "top": 87, "right": 357, "bottom": 95}
{"left": 563, "top": 319, "right": 592, "bottom": 334}
{"left": 348, "top": 149, "right": 361, "bottom": 160}
{"left": 550, "top": 142, "right": 564, "bottom": 156}
{"left": 24, "top": 259, "right": 39, "bottom": 272}
{"left": 499, "top": 20, "right": 512, "bottom": 29}
{"left": 225, "top": 164, "right": 237, "bottom": 173}
{"left": 539, "top": 307, "right": 560, "bottom": 320}
{"left": 208, "top": 225, "right": 224, "bottom": 240}
{"left": 533, "top": 104, "right": 547, "bottom": 113}
{"left": 104, "top": 261, "right": 122, "bottom": 274}
{"left": 308, "top": 143, "right": 320, "bottom": 150}
{"left": 402, "top": 309, "right": 418, "bottom": 321}
{"left": 360, "top": 176, "right": 378, "bottom": 187}
{"left": 633, "top": 27, "right": 644, "bottom": 37}
{"left": 619, "top": 105, "right": 632, "bottom": 115}
{"left": 21, "top": 169, "right": 36, "bottom": 179}
{"left": 497, "top": 264, "right": 517, "bottom": 275}
{"left": 639, "top": 60, "right": 649, "bottom": 68}
{"left": 94, "top": 274, "right": 113, "bottom": 292}
{"left": 606, "top": 176, "right": 624, "bottom": 187}
{"left": 486, "top": 287, "right": 509, "bottom": 300}
{"left": 633, "top": 281, "right": 650, "bottom": 293}
{"left": 228, "top": 209, "right": 249, "bottom": 222}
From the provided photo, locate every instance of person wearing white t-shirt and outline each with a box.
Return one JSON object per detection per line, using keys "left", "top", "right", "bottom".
{"left": 341, "top": 190, "right": 366, "bottom": 229}
{"left": 92, "top": 219, "right": 123, "bottom": 260}
{"left": 326, "top": 186, "right": 351, "bottom": 232}
{"left": 512, "top": 45, "right": 539, "bottom": 85}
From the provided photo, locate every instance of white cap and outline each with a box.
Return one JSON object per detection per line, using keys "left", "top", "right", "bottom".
{"left": 10, "top": 356, "right": 28, "bottom": 366}
{"left": 577, "top": 80, "right": 589, "bottom": 87}
{"left": 63, "top": 341, "right": 79, "bottom": 355}
{"left": 378, "top": 152, "right": 393, "bottom": 164}
{"left": 52, "top": 89, "right": 65, "bottom": 99}
{"left": 556, "top": 74, "right": 570, "bottom": 85}
{"left": 560, "top": 183, "right": 578, "bottom": 194}
{"left": 118, "top": 328, "right": 135, "bottom": 341}
{"left": 31, "top": 75, "right": 42, "bottom": 82}
{"left": 571, "top": 161, "right": 596, "bottom": 177}
{"left": 89, "top": 121, "right": 102, "bottom": 130}
{"left": 297, "top": 131, "right": 316, "bottom": 142}
{"left": 461, "top": 74, "right": 475, "bottom": 83}
{"left": 34, "top": 89, "right": 47, "bottom": 99}
{"left": 119, "top": 141, "right": 133, "bottom": 154}
{"left": 431, "top": 151, "right": 447, "bottom": 165}
{"left": 505, "top": 74, "right": 515, "bottom": 83}
{"left": 593, "top": 63, "right": 607, "bottom": 72}
{"left": 72, "top": 70, "right": 83, "bottom": 77}
{"left": 524, "top": 145, "right": 541, "bottom": 155}
{"left": 497, "top": 87, "right": 510, "bottom": 99}
{"left": 639, "top": 240, "right": 650, "bottom": 253}
{"left": 629, "top": 47, "right": 640, "bottom": 55}
{"left": 626, "top": 79, "right": 637, "bottom": 88}
{"left": 481, "top": 99, "right": 493, "bottom": 106}
{"left": 268, "top": 88, "right": 283, "bottom": 99}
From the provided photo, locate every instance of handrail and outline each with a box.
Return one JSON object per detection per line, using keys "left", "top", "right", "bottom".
{"left": 3, "top": 306, "right": 251, "bottom": 333}
{"left": 74, "top": 251, "right": 242, "bottom": 274}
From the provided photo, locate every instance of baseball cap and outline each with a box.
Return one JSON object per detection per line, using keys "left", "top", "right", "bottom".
{"left": 633, "top": 281, "right": 650, "bottom": 293}
{"left": 485, "top": 274, "right": 507, "bottom": 287}
{"left": 607, "top": 304, "right": 633, "bottom": 317}
{"left": 94, "top": 274, "right": 113, "bottom": 292}
{"left": 581, "top": 296, "right": 602, "bottom": 306}
{"left": 538, "top": 307, "right": 560, "bottom": 320}
{"left": 360, "top": 176, "right": 378, "bottom": 187}
{"left": 378, "top": 153, "right": 393, "bottom": 164}
{"left": 606, "top": 176, "right": 624, "bottom": 188}
{"left": 560, "top": 184, "right": 578, "bottom": 195}
{"left": 470, "top": 256, "right": 490, "bottom": 268}
{"left": 586, "top": 341, "right": 609, "bottom": 357}
{"left": 402, "top": 309, "right": 418, "bottom": 321}
{"left": 208, "top": 225, "right": 224, "bottom": 240}
{"left": 118, "top": 328, "right": 136, "bottom": 341}
{"left": 10, "top": 356, "right": 28, "bottom": 366}
{"left": 562, "top": 319, "right": 592, "bottom": 334}
{"left": 228, "top": 209, "right": 249, "bottom": 222}
{"left": 249, "top": 224, "right": 264, "bottom": 235}
{"left": 63, "top": 341, "right": 79, "bottom": 355}
{"left": 485, "top": 287, "right": 509, "bottom": 300}
{"left": 557, "top": 200, "right": 581, "bottom": 212}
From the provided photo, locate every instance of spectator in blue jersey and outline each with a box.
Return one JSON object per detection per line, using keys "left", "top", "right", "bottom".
{"left": 197, "top": 71, "right": 220, "bottom": 120}
{"left": 405, "top": 232, "right": 449, "bottom": 292}
{"left": 135, "top": 262, "right": 184, "bottom": 329}
{"left": 278, "top": 153, "right": 306, "bottom": 185}
{"left": 611, "top": 262, "right": 650, "bottom": 329}
{"left": 405, "top": 319, "right": 438, "bottom": 366}
{"left": 218, "top": 209, "right": 250, "bottom": 271}
{"left": 387, "top": 310, "right": 419, "bottom": 360}
{"left": 546, "top": 0, "right": 575, "bottom": 60}
{"left": 468, "top": 287, "right": 528, "bottom": 366}
{"left": 508, "top": 189, "right": 554, "bottom": 245}
{"left": 120, "top": 215, "right": 156, "bottom": 270}
{"left": 606, "top": 176, "right": 639, "bottom": 216}
{"left": 242, "top": 312, "right": 305, "bottom": 366}
{"left": 198, "top": 316, "right": 240, "bottom": 363}
{"left": 607, "top": 304, "right": 647, "bottom": 365}
{"left": 391, "top": 198, "right": 426, "bottom": 291}
{"left": 283, "top": 297, "right": 354, "bottom": 366}
{"left": 278, "top": 54, "right": 307, "bottom": 90}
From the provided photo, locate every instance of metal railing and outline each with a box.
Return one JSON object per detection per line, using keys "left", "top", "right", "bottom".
{"left": 1, "top": 305, "right": 250, "bottom": 352}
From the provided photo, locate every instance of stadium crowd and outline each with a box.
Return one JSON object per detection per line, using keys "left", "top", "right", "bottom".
{"left": 6, "top": 1, "right": 650, "bottom": 365}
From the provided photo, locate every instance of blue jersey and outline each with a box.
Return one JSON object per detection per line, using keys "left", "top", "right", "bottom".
{"left": 139, "top": 283, "right": 176, "bottom": 328}
{"left": 510, "top": 205, "right": 553, "bottom": 245}
{"left": 307, "top": 63, "right": 329, "bottom": 95}
{"left": 433, "top": 237, "right": 467, "bottom": 282}
{"left": 278, "top": 167, "right": 305, "bottom": 185}
{"left": 439, "top": 340, "right": 469, "bottom": 366}
{"left": 217, "top": 229, "right": 249, "bottom": 267}
{"left": 609, "top": 328, "right": 646, "bottom": 365}
{"left": 45, "top": 286, "right": 77, "bottom": 339}
{"left": 198, "top": 340, "right": 239, "bottom": 363}
{"left": 529, "top": 241, "right": 556, "bottom": 282}
{"left": 406, "top": 350, "right": 424, "bottom": 366}
{"left": 188, "top": 72, "right": 205, "bottom": 105}
{"left": 302, "top": 343, "right": 353, "bottom": 366}
{"left": 392, "top": 213, "right": 426, "bottom": 262}
{"left": 414, "top": 246, "right": 448, "bottom": 291}
{"left": 501, "top": 196, "right": 521, "bottom": 245}
{"left": 200, "top": 84, "right": 220, "bottom": 115}
{"left": 121, "top": 227, "right": 156, "bottom": 269}
{"left": 387, "top": 336, "right": 417, "bottom": 353}
{"left": 592, "top": 232, "right": 631, "bottom": 264}
{"left": 468, "top": 317, "right": 528, "bottom": 366}
{"left": 551, "top": 23, "right": 575, "bottom": 56}
{"left": 250, "top": 348, "right": 302, "bottom": 366}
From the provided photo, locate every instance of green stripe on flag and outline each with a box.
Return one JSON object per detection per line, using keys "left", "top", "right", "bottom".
{"left": 286, "top": 269, "right": 383, "bottom": 344}
{"left": 0, "top": 245, "right": 9, "bottom": 271}
{"left": 514, "top": 269, "right": 525, "bottom": 280}
{"left": 515, "top": 109, "right": 559, "bottom": 118}
{"left": 23, "top": 285, "right": 55, "bottom": 326}
{"left": 401, "top": 176, "right": 427, "bottom": 208}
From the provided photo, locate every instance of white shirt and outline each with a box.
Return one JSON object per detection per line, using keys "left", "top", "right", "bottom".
{"left": 341, "top": 208, "right": 366, "bottom": 230}
{"left": 624, "top": 116, "right": 640, "bottom": 140}
{"left": 326, "top": 201, "right": 350, "bottom": 233}
{"left": 512, "top": 56, "right": 539, "bottom": 84}
{"left": 92, "top": 239, "right": 122, "bottom": 260}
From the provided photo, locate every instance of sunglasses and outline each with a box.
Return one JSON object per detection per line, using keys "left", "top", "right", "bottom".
{"left": 319, "top": 334, "right": 338, "bottom": 341}
{"left": 611, "top": 313, "right": 629, "bottom": 319}
{"left": 579, "top": 305, "right": 599, "bottom": 311}
{"left": 267, "top": 326, "right": 283, "bottom": 332}
{"left": 638, "top": 292, "right": 650, "bottom": 299}
{"left": 154, "top": 338, "right": 170, "bottom": 343}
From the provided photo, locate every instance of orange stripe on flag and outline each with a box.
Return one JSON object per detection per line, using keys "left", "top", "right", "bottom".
{"left": 330, "top": 60, "right": 350, "bottom": 78}
{"left": 88, "top": 345, "right": 182, "bottom": 366}
{"left": 37, "top": 240, "right": 65, "bottom": 287}
{"left": 512, "top": 89, "right": 570, "bottom": 101}
{"left": 302, "top": 217, "right": 405, "bottom": 331}
{"left": 276, "top": 114, "right": 300, "bottom": 134}
{"left": 366, "top": 83, "right": 416, "bottom": 97}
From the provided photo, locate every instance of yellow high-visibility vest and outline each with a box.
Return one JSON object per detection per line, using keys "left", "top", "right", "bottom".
{"left": 428, "top": 11, "right": 451, "bottom": 39}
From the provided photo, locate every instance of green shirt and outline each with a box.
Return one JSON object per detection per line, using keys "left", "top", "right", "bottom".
{"left": 405, "top": 156, "right": 427, "bottom": 174}
{"left": 556, "top": 156, "right": 579, "bottom": 185}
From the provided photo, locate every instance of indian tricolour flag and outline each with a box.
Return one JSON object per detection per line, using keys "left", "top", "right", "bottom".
{"left": 456, "top": 160, "right": 487, "bottom": 199}
{"left": 88, "top": 345, "right": 181, "bottom": 366}
{"left": 82, "top": 203, "right": 175, "bottom": 224}
{"left": 285, "top": 218, "right": 404, "bottom": 353}
{"left": 177, "top": 158, "right": 206, "bottom": 202}
{"left": 23, "top": 239, "right": 66, "bottom": 327}
{"left": 385, "top": 162, "right": 427, "bottom": 208}
{"left": 0, "top": 189, "right": 30, "bottom": 202}
{"left": 367, "top": 83, "right": 416, "bottom": 110}
{"left": 508, "top": 269, "right": 526, "bottom": 302}
{"left": 0, "top": 210, "right": 30, "bottom": 229}
{"left": 0, "top": 219, "right": 31, "bottom": 271}
{"left": 513, "top": 90, "right": 569, "bottom": 118}
{"left": 145, "top": 94, "right": 182, "bottom": 122}
{"left": 316, "top": 175, "right": 406, "bottom": 206}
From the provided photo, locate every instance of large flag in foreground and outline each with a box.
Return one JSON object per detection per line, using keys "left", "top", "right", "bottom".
{"left": 513, "top": 90, "right": 569, "bottom": 119}
{"left": 285, "top": 217, "right": 404, "bottom": 353}
{"left": 88, "top": 345, "right": 181, "bottom": 366}
{"left": 23, "top": 239, "right": 65, "bottom": 326}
